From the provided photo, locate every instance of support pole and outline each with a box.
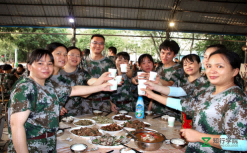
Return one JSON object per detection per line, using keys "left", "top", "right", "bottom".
{"left": 190, "top": 33, "right": 194, "bottom": 54}
{"left": 166, "top": 31, "right": 170, "bottom": 40}
{"left": 150, "top": 34, "right": 161, "bottom": 60}
{"left": 220, "top": 35, "right": 224, "bottom": 44}
{"left": 72, "top": 27, "right": 76, "bottom": 47}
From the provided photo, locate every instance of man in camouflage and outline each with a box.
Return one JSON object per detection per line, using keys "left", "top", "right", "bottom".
{"left": 151, "top": 40, "right": 184, "bottom": 119}
{"left": 83, "top": 34, "right": 116, "bottom": 113}
{"left": 108, "top": 46, "right": 117, "bottom": 63}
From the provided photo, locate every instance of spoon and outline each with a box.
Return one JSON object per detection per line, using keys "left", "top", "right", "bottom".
{"left": 87, "top": 147, "right": 99, "bottom": 151}
{"left": 122, "top": 128, "right": 138, "bottom": 140}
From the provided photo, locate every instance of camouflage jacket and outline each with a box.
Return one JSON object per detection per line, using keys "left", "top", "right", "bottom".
{"left": 60, "top": 68, "right": 92, "bottom": 116}
{"left": 183, "top": 86, "right": 247, "bottom": 153}
{"left": 8, "top": 77, "right": 71, "bottom": 139}
{"left": 108, "top": 56, "right": 115, "bottom": 63}
{"left": 82, "top": 56, "right": 116, "bottom": 99}
{"left": 110, "top": 73, "right": 133, "bottom": 103}
{"left": 156, "top": 63, "right": 184, "bottom": 83}
{"left": 173, "top": 76, "right": 211, "bottom": 100}
{"left": 2, "top": 74, "right": 18, "bottom": 93}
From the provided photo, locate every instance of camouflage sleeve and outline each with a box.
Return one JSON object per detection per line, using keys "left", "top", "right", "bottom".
{"left": 224, "top": 96, "right": 247, "bottom": 140}
{"left": 3, "top": 75, "right": 18, "bottom": 92}
{"left": 170, "top": 67, "right": 184, "bottom": 83}
{"left": 9, "top": 82, "right": 37, "bottom": 114}
{"left": 54, "top": 85, "right": 72, "bottom": 106}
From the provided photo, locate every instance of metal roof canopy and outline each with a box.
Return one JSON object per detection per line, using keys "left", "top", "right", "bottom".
{"left": 0, "top": 0, "right": 247, "bottom": 36}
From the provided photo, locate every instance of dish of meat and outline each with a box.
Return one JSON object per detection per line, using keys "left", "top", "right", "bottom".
{"left": 69, "top": 127, "right": 102, "bottom": 137}
{"left": 121, "top": 120, "right": 151, "bottom": 130}
{"left": 89, "top": 134, "right": 130, "bottom": 147}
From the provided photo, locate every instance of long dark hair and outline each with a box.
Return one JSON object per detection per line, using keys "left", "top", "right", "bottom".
{"left": 209, "top": 49, "right": 244, "bottom": 90}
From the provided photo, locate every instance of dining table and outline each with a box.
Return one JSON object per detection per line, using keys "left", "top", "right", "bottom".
{"left": 56, "top": 112, "right": 187, "bottom": 153}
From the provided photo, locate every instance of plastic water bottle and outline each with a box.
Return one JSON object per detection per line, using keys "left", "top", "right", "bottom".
{"left": 135, "top": 96, "right": 144, "bottom": 119}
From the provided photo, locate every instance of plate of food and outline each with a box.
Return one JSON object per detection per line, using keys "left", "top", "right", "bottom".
{"left": 99, "top": 123, "right": 123, "bottom": 135}
{"left": 73, "top": 119, "right": 96, "bottom": 127}
{"left": 69, "top": 127, "right": 103, "bottom": 137}
{"left": 89, "top": 134, "right": 130, "bottom": 148}
{"left": 125, "top": 128, "right": 158, "bottom": 139}
{"left": 92, "top": 116, "right": 114, "bottom": 127}
{"left": 121, "top": 120, "right": 151, "bottom": 130}
{"left": 112, "top": 115, "right": 132, "bottom": 123}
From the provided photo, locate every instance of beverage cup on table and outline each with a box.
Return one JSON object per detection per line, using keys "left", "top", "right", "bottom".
{"left": 149, "top": 71, "right": 157, "bottom": 81}
{"left": 138, "top": 85, "right": 146, "bottom": 95}
{"left": 108, "top": 79, "right": 118, "bottom": 90}
{"left": 138, "top": 80, "right": 147, "bottom": 86}
{"left": 168, "top": 117, "right": 175, "bottom": 127}
{"left": 120, "top": 64, "right": 127, "bottom": 73}
{"left": 108, "top": 68, "right": 117, "bottom": 77}
{"left": 115, "top": 76, "right": 122, "bottom": 84}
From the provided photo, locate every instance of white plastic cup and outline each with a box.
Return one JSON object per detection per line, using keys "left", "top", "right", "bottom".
{"left": 138, "top": 80, "right": 147, "bottom": 86}
{"left": 149, "top": 71, "right": 157, "bottom": 81}
{"left": 138, "top": 85, "right": 146, "bottom": 95}
{"left": 120, "top": 64, "right": 127, "bottom": 73}
{"left": 137, "top": 72, "right": 144, "bottom": 79}
{"left": 168, "top": 117, "right": 175, "bottom": 127}
{"left": 108, "top": 79, "right": 118, "bottom": 90}
{"left": 115, "top": 76, "right": 122, "bottom": 84}
{"left": 108, "top": 68, "right": 117, "bottom": 77}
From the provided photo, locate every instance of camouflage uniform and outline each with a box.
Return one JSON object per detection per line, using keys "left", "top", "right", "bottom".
{"left": 108, "top": 56, "right": 115, "bottom": 63}
{"left": 8, "top": 77, "right": 71, "bottom": 153}
{"left": 151, "top": 64, "right": 184, "bottom": 119}
{"left": 182, "top": 86, "right": 247, "bottom": 153}
{"left": 83, "top": 56, "right": 116, "bottom": 112}
{"left": 110, "top": 73, "right": 134, "bottom": 112}
{"left": 59, "top": 68, "right": 92, "bottom": 116}
{"left": 1, "top": 73, "right": 18, "bottom": 98}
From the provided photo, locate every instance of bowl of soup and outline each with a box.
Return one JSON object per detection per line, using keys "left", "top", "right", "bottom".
{"left": 170, "top": 138, "right": 187, "bottom": 149}
{"left": 93, "top": 110, "right": 103, "bottom": 116}
{"left": 118, "top": 110, "right": 128, "bottom": 115}
{"left": 70, "top": 143, "right": 87, "bottom": 153}
{"left": 134, "top": 131, "right": 166, "bottom": 151}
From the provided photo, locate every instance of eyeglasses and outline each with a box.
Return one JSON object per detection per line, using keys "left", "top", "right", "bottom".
{"left": 91, "top": 41, "right": 105, "bottom": 46}
{"left": 68, "top": 54, "right": 81, "bottom": 58}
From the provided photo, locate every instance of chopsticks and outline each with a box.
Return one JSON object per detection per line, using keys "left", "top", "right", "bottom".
{"left": 106, "top": 150, "right": 114, "bottom": 153}
{"left": 120, "top": 143, "right": 142, "bottom": 153}
{"left": 152, "top": 114, "right": 163, "bottom": 119}
{"left": 104, "top": 111, "right": 112, "bottom": 116}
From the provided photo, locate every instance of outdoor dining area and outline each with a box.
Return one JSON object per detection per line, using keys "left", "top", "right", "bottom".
{"left": 56, "top": 111, "right": 186, "bottom": 153}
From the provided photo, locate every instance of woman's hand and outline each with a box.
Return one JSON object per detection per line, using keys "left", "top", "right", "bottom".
{"left": 100, "top": 82, "right": 113, "bottom": 91}
{"left": 60, "top": 107, "right": 67, "bottom": 116}
{"left": 132, "top": 76, "right": 138, "bottom": 85}
{"left": 110, "top": 102, "right": 118, "bottom": 113}
{"left": 98, "top": 72, "right": 114, "bottom": 84}
{"left": 143, "top": 88, "right": 155, "bottom": 99}
{"left": 180, "top": 129, "right": 202, "bottom": 142}
{"left": 144, "top": 81, "right": 157, "bottom": 90}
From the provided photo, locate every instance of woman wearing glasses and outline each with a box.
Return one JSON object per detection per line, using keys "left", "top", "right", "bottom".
{"left": 61, "top": 46, "right": 93, "bottom": 116}
{"left": 46, "top": 42, "right": 113, "bottom": 116}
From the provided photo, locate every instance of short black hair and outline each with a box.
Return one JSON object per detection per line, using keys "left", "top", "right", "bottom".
{"left": 17, "top": 64, "right": 24, "bottom": 69}
{"left": 2, "top": 64, "right": 12, "bottom": 71}
{"left": 68, "top": 46, "right": 82, "bottom": 57}
{"left": 138, "top": 54, "right": 154, "bottom": 66}
{"left": 83, "top": 49, "right": 90, "bottom": 57}
{"left": 181, "top": 54, "right": 201, "bottom": 73}
{"left": 29, "top": 49, "right": 54, "bottom": 65}
{"left": 206, "top": 44, "right": 226, "bottom": 51}
{"left": 91, "top": 34, "right": 105, "bottom": 41}
{"left": 159, "top": 40, "right": 180, "bottom": 55}
{"left": 115, "top": 52, "right": 130, "bottom": 61}
{"left": 108, "top": 47, "right": 117, "bottom": 55}
{"left": 45, "top": 42, "right": 68, "bottom": 53}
